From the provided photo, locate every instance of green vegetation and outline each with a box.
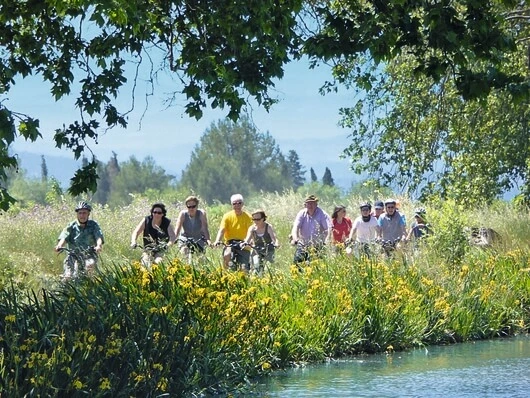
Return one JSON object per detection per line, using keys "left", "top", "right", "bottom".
{"left": 0, "top": 193, "right": 529, "bottom": 395}
{"left": 1, "top": 1, "right": 527, "bottom": 210}
{"left": 179, "top": 116, "right": 301, "bottom": 203}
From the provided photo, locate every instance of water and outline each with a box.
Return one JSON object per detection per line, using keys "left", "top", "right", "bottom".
{"left": 257, "top": 335, "right": 530, "bottom": 397}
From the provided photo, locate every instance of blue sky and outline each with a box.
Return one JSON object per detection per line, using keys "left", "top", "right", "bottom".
{"left": 9, "top": 58, "right": 358, "bottom": 189}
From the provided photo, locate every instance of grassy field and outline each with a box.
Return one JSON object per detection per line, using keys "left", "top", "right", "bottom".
{"left": 1, "top": 192, "right": 529, "bottom": 396}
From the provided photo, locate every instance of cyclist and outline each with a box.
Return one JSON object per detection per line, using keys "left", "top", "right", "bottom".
{"left": 174, "top": 195, "right": 211, "bottom": 259}
{"left": 372, "top": 200, "right": 385, "bottom": 219}
{"left": 406, "top": 207, "right": 431, "bottom": 243}
{"left": 130, "top": 203, "right": 176, "bottom": 267}
{"left": 377, "top": 198, "right": 407, "bottom": 255}
{"left": 242, "top": 209, "right": 279, "bottom": 271}
{"left": 347, "top": 202, "right": 378, "bottom": 257}
{"left": 213, "top": 194, "right": 253, "bottom": 271}
{"left": 55, "top": 201, "right": 104, "bottom": 278}
{"left": 290, "top": 194, "right": 332, "bottom": 264}
{"left": 331, "top": 205, "right": 352, "bottom": 253}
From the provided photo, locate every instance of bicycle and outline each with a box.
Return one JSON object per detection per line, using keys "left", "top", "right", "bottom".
{"left": 345, "top": 240, "right": 379, "bottom": 259}
{"left": 241, "top": 241, "right": 277, "bottom": 276}
{"left": 217, "top": 240, "right": 251, "bottom": 272}
{"left": 178, "top": 236, "right": 207, "bottom": 265}
{"left": 132, "top": 240, "right": 169, "bottom": 269}
{"left": 379, "top": 237, "right": 403, "bottom": 258}
{"left": 292, "top": 240, "right": 326, "bottom": 269}
{"left": 58, "top": 246, "right": 98, "bottom": 280}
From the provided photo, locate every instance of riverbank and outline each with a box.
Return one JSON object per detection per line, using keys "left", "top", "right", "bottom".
{"left": 1, "top": 196, "right": 529, "bottom": 395}
{"left": 1, "top": 249, "right": 528, "bottom": 396}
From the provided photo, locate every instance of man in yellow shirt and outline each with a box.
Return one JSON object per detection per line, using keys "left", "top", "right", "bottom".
{"left": 213, "top": 193, "right": 253, "bottom": 271}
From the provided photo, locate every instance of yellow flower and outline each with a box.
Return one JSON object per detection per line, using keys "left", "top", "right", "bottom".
{"left": 261, "top": 362, "right": 272, "bottom": 370}
{"left": 99, "top": 377, "right": 111, "bottom": 390}
{"left": 72, "top": 378, "right": 84, "bottom": 390}
{"left": 4, "top": 314, "right": 15, "bottom": 323}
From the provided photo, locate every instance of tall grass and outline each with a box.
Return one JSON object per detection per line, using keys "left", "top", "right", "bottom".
{"left": 0, "top": 193, "right": 529, "bottom": 395}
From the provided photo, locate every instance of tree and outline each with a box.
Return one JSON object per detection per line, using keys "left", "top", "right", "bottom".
{"left": 286, "top": 150, "right": 306, "bottom": 190}
{"left": 179, "top": 117, "right": 292, "bottom": 203}
{"left": 40, "top": 155, "right": 48, "bottom": 182}
{"left": 303, "top": 1, "right": 522, "bottom": 100}
{"left": 338, "top": 38, "right": 530, "bottom": 204}
{"left": 322, "top": 167, "right": 334, "bottom": 187}
{"left": 310, "top": 168, "right": 318, "bottom": 183}
{"left": 107, "top": 156, "right": 174, "bottom": 207}
{"left": 0, "top": 0, "right": 303, "bottom": 210}
{"left": 314, "top": 1, "right": 530, "bottom": 204}
{"left": 0, "top": 1, "right": 525, "bottom": 210}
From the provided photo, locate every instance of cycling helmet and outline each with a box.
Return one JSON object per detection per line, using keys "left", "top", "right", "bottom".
{"left": 384, "top": 198, "right": 397, "bottom": 206}
{"left": 359, "top": 202, "right": 371, "bottom": 210}
{"left": 415, "top": 207, "right": 426, "bottom": 216}
{"left": 75, "top": 201, "right": 92, "bottom": 212}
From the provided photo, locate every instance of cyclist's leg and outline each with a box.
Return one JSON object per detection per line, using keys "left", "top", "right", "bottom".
{"left": 141, "top": 251, "right": 153, "bottom": 269}
{"left": 153, "top": 252, "right": 164, "bottom": 264}
{"left": 222, "top": 246, "right": 233, "bottom": 269}
{"left": 235, "top": 248, "right": 251, "bottom": 272}
{"left": 63, "top": 255, "right": 76, "bottom": 279}
{"left": 85, "top": 256, "right": 98, "bottom": 277}
{"left": 293, "top": 245, "right": 309, "bottom": 269}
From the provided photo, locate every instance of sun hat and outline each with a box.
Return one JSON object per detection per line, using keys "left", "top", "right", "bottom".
{"left": 304, "top": 194, "right": 319, "bottom": 203}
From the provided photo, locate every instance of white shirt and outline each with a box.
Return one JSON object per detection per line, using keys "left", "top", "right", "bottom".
{"left": 352, "top": 216, "right": 378, "bottom": 243}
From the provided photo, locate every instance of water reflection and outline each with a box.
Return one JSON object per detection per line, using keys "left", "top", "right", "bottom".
{"left": 258, "top": 335, "right": 530, "bottom": 397}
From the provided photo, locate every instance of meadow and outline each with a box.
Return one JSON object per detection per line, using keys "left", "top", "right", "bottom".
{"left": 0, "top": 192, "right": 529, "bottom": 396}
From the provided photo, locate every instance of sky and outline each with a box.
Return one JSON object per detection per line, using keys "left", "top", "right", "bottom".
{"left": 8, "top": 57, "right": 359, "bottom": 189}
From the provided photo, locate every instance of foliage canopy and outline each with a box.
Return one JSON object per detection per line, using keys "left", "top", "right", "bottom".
{"left": 1, "top": 0, "right": 528, "bottom": 209}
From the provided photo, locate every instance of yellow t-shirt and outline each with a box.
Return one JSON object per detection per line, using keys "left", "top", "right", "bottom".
{"left": 220, "top": 210, "right": 253, "bottom": 242}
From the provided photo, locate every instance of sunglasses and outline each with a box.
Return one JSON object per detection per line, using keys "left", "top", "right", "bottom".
{"left": 252, "top": 218, "right": 262, "bottom": 221}
{"left": 152, "top": 211, "right": 163, "bottom": 214}
{"left": 232, "top": 201, "right": 243, "bottom": 205}
{"left": 187, "top": 204, "right": 197, "bottom": 209}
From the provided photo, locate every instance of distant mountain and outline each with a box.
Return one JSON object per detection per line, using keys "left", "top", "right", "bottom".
{"left": 13, "top": 150, "right": 357, "bottom": 192}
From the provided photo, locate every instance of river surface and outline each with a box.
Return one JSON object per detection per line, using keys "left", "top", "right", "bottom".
{"left": 256, "top": 335, "right": 530, "bottom": 397}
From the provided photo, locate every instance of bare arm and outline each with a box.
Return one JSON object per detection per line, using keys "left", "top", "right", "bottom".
{"left": 214, "top": 227, "right": 225, "bottom": 246}
{"left": 200, "top": 210, "right": 211, "bottom": 243}
{"left": 55, "top": 238, "right": 66, "bottom": 252}
{"left": 131, "top": 219, "right": 145, "bottom": 247}
{"left": 167, "top": 221, "right": 177, "bottom": 245}
{"left": 267, "top": 224, "right": 280, "bottom": 247}
{"left": 348, "top": 225, "right": 357, "bottom": 241}
{"left": 173, "top": 211, "right": 186, "bottom": 237}
{"left": 243, "top": 225, "right": 254, "bottom": 246}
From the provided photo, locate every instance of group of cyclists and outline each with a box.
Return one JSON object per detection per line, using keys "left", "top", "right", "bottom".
{"left": 54, "top": 194, "right": 431, "bottom": 279}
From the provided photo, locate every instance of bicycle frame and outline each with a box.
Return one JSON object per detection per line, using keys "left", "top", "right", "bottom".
{"left": 178, "top": 236, "right": 206, "bottom": 265}
{"left": 243, "top": 242, "right": 276, "bottom": 276}
{"left": 220, "top": 241, "right": 250, "bottom": 271}
{"left": 58, "top": 246, "right": 98, "bottom": 279}
{"left": 134, "top": 241, "right": 168, "bottom": 269}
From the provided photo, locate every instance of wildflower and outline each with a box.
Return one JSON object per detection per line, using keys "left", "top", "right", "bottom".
{"left": 72, "top": 378, "right": 84, "bottom": 390}
{"left": 99, "top": 377, "right": 111, "bottom": 391}
{"left": 3, "top": 314, "right": 16, "bottom": 325}
{"left": 261, "top": 361, "right": 272, "bottom": 370}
